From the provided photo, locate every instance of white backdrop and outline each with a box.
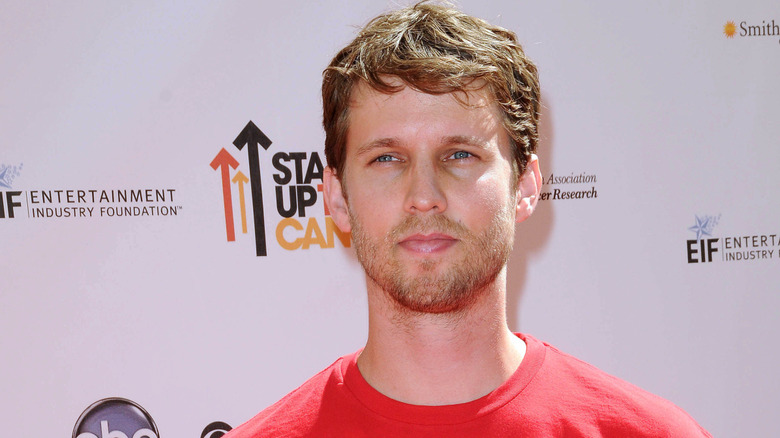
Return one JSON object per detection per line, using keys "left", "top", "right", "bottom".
{"left": 2, "top": 1, "right": 778, "bottom": 437}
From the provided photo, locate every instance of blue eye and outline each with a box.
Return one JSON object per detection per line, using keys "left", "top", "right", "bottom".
{"left": 375, "top": 155, "right": 396, "bottom": 162}
{"left": 451, "top": 151, "right": 472, "bottom": 159}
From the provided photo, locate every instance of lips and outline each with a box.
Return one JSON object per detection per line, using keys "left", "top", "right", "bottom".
{"left": 397, "top": 233, "right": 458, "bottom": 254}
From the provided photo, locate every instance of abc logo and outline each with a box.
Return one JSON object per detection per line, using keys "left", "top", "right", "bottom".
{"left": 73, "top": 398, "right": 159, "bottom": 438}
{"left": 201, "top": 421, "right": 232, "bottom": 438}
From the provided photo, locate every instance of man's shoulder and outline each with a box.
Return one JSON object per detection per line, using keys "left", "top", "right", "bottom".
{"left": 224, "top": 355, "right": 351, "bottom": 438}
{"left": 537, "top": 338, "right": 681, "bottom": 408}
{"left": 523, "top": 335, "right": 711, "bottom": 436}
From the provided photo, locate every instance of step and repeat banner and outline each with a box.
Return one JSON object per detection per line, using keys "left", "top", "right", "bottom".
{"left": 2, "top": 1, "right": 778, "bottom": 437}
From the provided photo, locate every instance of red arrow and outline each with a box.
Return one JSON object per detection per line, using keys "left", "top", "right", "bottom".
{"left": 210, "top": 148, "right": 240, "bottom": 242}
{"left": 232, "top": 170, "right": 250, "bottom": 235}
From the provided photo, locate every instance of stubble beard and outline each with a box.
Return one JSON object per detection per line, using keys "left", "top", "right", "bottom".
{"left": 349, "top": 203, "right": 516, "bottom": 315}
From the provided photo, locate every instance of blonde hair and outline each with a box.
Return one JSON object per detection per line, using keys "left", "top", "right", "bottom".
{"left": 322, "top": 1, "right": 540, "bottom": 178}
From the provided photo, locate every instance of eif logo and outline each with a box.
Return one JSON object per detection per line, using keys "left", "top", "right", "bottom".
{"left": 210, "top": 120, "right": 350, "bottom": 257}
{"left": 686, "top": 214, "right": 720, "bottom": 263}
{"left": 0, "top": 163, "right": 23, "bottom": 219}
{"left": 0, "top": 190, "right": 22, "bottom": 219}
{"left": 72, "top": 397, "right": 159, "bottom": 438}
{"left": 0, "top": 162, "right": 180, "bottom": 220}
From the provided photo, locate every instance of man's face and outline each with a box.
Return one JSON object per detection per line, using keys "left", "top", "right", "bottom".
{"left": 326, "top": 79, "right": 538, "bottom": 314}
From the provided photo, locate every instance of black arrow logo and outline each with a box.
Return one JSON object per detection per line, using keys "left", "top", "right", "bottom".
{"left": 233, "top": 120, "right": 272, "bottom": 257}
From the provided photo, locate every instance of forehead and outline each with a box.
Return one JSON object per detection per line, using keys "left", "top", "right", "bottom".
{"left": 346, "top": 79, "right": 506, "bottom": 149}
{"left": 349, "top": 77, "right": 496, "bottom": 113}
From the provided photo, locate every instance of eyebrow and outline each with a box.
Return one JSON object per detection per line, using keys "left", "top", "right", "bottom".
{"left": 355, "top": 135, "right": 490, "bottom": 157}
{"left": 441, "top": 135, "right": 490, "bottom": 150}
{"left": 354, "top": 138, "right": 398, "bottom": 157}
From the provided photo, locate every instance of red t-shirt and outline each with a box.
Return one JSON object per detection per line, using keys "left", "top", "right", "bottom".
{"left": 227, "top": 334, "right": 710, "bottom": 437}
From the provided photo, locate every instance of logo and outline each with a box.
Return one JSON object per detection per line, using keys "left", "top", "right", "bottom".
{"left": 723, "top": 19, "right": 779, "bottom": 43}
{"left": 0, "top": 162, "right": 181, "bottom": 221}
{"left": 723, "top": 21, "right": 737, "bottom": 38}
{"left": 688, "top": 214, "right": 719, "bottom": 241}
{"left": 201, "top": 421, "right": 232, "bottom": 438}
{"left": 0, "top": 163, "right": 23, "bottom": 219}
{"left": 211, "top": 120, "right": 272, "bottom": 256}
{"left": 210, "top": 120, "right": 351, "bottom": 257}
{"left": 73, "top": 397, "right": 159, "bottom": 438}
{"left": 0, "top": 162, "right": 23, "bottom": 188}
{"left": 686, "top": 214, "right": 721, "bottom": 263}
{"left": 685, "top": 214, "right": 779, "bottom": 264}
{"left": 539, "top": 171, "right": 598, "bottom": 201}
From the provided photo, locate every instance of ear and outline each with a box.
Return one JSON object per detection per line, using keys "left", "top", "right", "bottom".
{"left": 323, "top": 167, "right": 352, "bottom": 233}
{"left": 515, "top": 154, "right": 542, "bottom": 223}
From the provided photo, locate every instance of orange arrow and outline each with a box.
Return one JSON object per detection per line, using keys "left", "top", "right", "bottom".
{"left": 210, "top": 148, "right": 240, "bottom": 242}
{"left": 232, "top": 170, "right": 250, "bottom": 235}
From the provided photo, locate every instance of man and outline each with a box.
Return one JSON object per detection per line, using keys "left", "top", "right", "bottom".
{"left": 227, "top": 2, "right": 710, "bottom": 436}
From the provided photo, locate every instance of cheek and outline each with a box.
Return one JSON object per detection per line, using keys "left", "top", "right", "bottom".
{"left": 469, "top": 174, "right": 513, "bottom": 214}
{"left": 346, "top": 186, "right": 395, "bottom": 234}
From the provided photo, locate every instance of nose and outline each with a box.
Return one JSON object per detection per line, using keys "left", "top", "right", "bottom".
{"left": 403, "top": 160, "right": 447, "bottom": 214}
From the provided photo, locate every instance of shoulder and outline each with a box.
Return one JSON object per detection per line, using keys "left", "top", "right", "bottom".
{"left": 523, "top": 335, "right": 711, "bottom": 437}
{"left": 224, "top": 355, "right": 350, "bottom": 438}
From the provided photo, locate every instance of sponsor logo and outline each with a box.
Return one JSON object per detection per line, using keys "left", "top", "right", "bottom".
{"left": 0, "top": 162, "right": 23, "bottom": 188}
{"left": 72, "top": 397, "right": 159, "bottom": 438}
{"left": 210, "top": 120, "right": 351, "bottom": 257}
{"left": 723, "top": 19, "right": 780, "bottom": 43}
{"left": 688, "top": 214, "right": 720, "bottom": 241}
{"left": 201, "top": 421, "right": 232, "bottom": 438}
{"left": 686, "top": 214, "right": 721, "bottom": 263}
{"left": 0, "top": 162, "right": 180, "bottom": 221}
{"left": 723, "top": 21, "right": 737, "bottom": 38}
{"left": 539, "top": 171, "right": 598, "bottom": 201}
{"left": 0, "top": 162, "right": 23, "bottom": 219}
{"left": 685, "top": 214, "right": 779, "bottom": 263}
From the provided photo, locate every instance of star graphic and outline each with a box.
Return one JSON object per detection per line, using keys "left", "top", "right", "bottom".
{"left": 688, "top": 215, "right": 712, "bottom": 241}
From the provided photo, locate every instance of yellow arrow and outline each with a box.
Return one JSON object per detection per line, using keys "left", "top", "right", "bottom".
{"left": 232, "top": 170, "right": 250, "bottom": 234}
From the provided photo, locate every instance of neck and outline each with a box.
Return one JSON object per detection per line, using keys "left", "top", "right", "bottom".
{"left": 357, "top": 269, "right": 525, "bottom": 405}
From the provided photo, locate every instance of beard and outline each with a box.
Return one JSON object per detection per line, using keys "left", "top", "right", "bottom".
{"left": 349, "top": 202, "right": 516, "bottom": 314}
